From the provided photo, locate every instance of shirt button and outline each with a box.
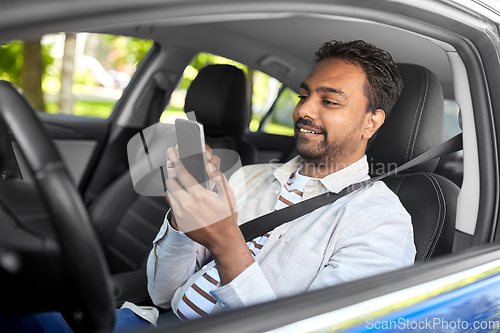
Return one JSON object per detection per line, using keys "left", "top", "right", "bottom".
{"left": 276, "top": 189, "right": 280, "bottom": 195}
{"left": 141, "top": 311, "right": 147, "bottom": 315}
{"left": 202, "top": 265, "right": 208, "bottom": 270}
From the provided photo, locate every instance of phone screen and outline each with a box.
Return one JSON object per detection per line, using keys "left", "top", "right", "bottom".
{"left": 175, "top": 119, "right": 209, "bottom": 189}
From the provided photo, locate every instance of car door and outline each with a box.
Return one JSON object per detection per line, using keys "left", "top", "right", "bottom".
{"left": 36, "top": 111, "right": 109, "bottom": 192}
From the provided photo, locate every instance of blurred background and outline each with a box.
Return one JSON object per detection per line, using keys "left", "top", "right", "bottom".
{"left": 0, "top": 33, "right": 297, "bottom": 136}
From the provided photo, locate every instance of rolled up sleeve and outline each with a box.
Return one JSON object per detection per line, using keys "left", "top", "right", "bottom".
{"left": 146, "top": 212, "right": 208, "bottom": 309}
{"left": 210, "top": 261, "right": 276, "bottom": 310}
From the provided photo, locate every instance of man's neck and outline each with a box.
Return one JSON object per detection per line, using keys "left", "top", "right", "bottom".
{"left": 300, "top": 155, "right": 364, "bottom": 178}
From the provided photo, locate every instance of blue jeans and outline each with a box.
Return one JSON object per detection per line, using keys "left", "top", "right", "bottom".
{"left": 0, "top": 308, "right": 152, "bottom": 332}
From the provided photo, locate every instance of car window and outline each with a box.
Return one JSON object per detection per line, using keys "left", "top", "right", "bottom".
{"left": 160, "top": 52, "right": 294, "bottom": 137}
{"left": 248, "top": 72, "right": 283, "bottom": 133}
{"left": 0, "top": 33, "right": 153, "bottom": 118}
{"left": 256, "top": 86, "right": 298, "bottom": 136}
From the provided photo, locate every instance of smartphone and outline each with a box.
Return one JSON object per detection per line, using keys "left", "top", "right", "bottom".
{"left": 175, "top": 118, "right": 210, "bottom": 189}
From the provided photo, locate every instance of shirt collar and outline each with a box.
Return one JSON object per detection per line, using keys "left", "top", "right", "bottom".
{"left": 273, "top": 155, "right": 369, "bottom": 193}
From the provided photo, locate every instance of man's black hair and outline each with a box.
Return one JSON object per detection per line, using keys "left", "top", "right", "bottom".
{"left": 314, "top": 40, "right": 403, "bottom": 148}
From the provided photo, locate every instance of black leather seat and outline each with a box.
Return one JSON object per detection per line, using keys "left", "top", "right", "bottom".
{"left": 90, "top": 64, "right": 257, "bottom": 275}
{"left": 184, "top": 64, "right": 258, "bottom": 165}
{"left": 367, "top": 63, "right": 459, "bottom": 262}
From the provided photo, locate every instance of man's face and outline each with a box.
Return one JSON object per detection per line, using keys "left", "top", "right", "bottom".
{"left": 293, "top": 58, "right": 376, "bottom": 167}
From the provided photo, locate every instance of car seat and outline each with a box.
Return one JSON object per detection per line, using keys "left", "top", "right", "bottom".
{"left": 367, "top": 63, "right": 459, "bottom": 261}
{"left": 89, "top": 64, "right": 258, "bottom": 275}
{"left": 184, "top": 64, "right": 258, "bottom": 165}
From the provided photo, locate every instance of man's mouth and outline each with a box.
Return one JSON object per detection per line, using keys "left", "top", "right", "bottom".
{"left": 299, "top": 128, "right": 322, "bottom": 134}
{"left": 297, "top": 124, "right": 324, "bottom": 137}
{"left": 295, "top": 118, "right": 326, "bottom": 138}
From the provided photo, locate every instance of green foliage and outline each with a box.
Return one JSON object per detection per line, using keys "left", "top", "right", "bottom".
{"left": 40, "top": 42, "right": 55, "bottom": 79}
{"left": 46, "top": 100, "right": 115, "bottom": 118}
{"left": 0, "top": 41, "right": 23, "bottom": 85}
{"left": 262, "top": 122, "right": 295, "bottom": 136}
{"left": 123, "top": 37, "right": 153, "bottom": 64}
{"left": 90, "top": 34, "right": 153, "bottom": 70}
{"left": 269, "top": 87, "right": 298, "bottom": 129}
{"left": 177, "top": 53, "right": 248, "bottom": 91}
{"left": 1, "top": 33, "right": 153, "bottom": 117}
{"left": 0, "top": 39, "right": 54, "bottom": 88}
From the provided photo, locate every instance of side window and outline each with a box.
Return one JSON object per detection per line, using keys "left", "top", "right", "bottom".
{"left": 255, "top": 87, "right": 298, "bottom": 136}
{"left": 160, "top": 52, "right": 297, "bottom": 138}
{"left": 248, "top": 72, "right": 281, "bottom": 132}
{"left": 0, "top": 33, "right": 153, "bottom": 117}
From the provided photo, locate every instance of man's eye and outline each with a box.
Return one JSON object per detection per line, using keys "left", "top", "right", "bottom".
{"left": 323, "top": 100, "right": 340, "bottom": 106}
{"left": 297, "top": 95, "right": 308, "bottom": 101}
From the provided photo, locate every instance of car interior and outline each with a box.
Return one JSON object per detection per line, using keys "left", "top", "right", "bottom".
{"left": 1, "top": 1, "right": 499, "bottom": 332}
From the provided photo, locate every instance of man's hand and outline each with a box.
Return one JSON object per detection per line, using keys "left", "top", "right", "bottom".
{"left": 164, "top": 145, "right": 220, "bottom": 230}
{"left": 164, "top": 145, "right": 254, "bottom": 285}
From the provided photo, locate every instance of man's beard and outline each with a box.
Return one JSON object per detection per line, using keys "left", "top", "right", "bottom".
{"left": 294, "top": 118, "right": 362, "bottom": 166}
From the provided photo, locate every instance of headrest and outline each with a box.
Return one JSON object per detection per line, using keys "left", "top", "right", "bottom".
{"left": 184, "top": 64, "right": 248, "bottom": 136}
{"left": 367, "top": 63, "right": 444, "bottom": 173}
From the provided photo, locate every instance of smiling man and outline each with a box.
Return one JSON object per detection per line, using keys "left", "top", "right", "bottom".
{"left": 294, "top": 56, "right": 385, "bottom": 177}
{"left": 0, "top": 41, "right": 416, "bottom": 332}
{"left": 148, "top": 40, "right": 416, "bottom": 324}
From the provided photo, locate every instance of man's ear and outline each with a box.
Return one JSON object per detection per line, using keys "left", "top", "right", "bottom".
{"left": 363, "top": 109, "right": 385, "bottom": 139}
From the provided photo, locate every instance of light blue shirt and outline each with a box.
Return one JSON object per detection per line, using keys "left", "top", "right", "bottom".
{"left": 147, "top": 155, "right": 416, "bottom": 313}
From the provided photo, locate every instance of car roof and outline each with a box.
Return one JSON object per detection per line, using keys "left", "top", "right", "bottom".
{"left": 3, "top": 0, "right": 498, "bottom": 99}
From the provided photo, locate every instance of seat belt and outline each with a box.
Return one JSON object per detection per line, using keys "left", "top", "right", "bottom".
{"left": 240, "top": 133, "right": 463, "bottom": 242}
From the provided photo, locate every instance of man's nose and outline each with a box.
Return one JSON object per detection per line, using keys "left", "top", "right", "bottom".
{"left": 295, "top": 97, "right": 318, "bottom": 120}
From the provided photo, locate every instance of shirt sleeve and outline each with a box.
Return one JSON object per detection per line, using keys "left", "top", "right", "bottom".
{"left": 146, "top": 211, "right": 211, "bottom": 309}
{"left": 210, "top": 261, "right": 277, "bottom": 309}
{"left": 146, "top": 166, "right": 251, "bottom": 310}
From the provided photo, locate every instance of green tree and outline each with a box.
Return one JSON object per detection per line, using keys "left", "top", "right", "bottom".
{"left": 60, "top": 33, "right": 77, "bottom": 114}
{"left": 88, "top": 34, "right": 153, "bottom": 71}
{"left": 22, "top": 38, "right": 46, "bottom": 111}
{"left": 0, "top": 41, "right": 23, "bottom": 85}
{"left": 0, "top": 38, "right": 54, "bottom": 111}
{"left": 180, "top": 53, "right": 248, "bottom": 91}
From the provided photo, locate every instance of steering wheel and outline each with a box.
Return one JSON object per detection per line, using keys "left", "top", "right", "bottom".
{"left": 0, "top": 81, "right": 114, "bottom": 332}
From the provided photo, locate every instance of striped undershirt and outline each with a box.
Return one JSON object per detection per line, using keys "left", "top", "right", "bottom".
{"left": 175, "top": 168, "right": 311, "bottom": 321}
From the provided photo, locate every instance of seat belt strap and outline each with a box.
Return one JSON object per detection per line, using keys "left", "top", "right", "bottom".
{"left": 240, "top": 133, "right": 463, "bottom": 242}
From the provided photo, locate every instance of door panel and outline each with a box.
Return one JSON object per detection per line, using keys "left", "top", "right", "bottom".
{"left": 36, "top": 112, "right": 109, "bottom": 191}
{"left": 53, "top": 140, "right": 98, "bottom": 185}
